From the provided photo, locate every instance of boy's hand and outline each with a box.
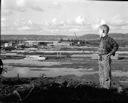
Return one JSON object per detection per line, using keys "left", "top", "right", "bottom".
{"left": 95, "top": 51, "right": 99, "bottom": 54}
{"left": 107, "top": 53, "right": 111, "bottom": 57}
{"left": 99, "top": 55, "right": 102, "bottom": 61}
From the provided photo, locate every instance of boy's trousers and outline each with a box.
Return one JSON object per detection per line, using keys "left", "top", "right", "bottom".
{"left": 98, "top": 54, "right": 112, "bottom": 89}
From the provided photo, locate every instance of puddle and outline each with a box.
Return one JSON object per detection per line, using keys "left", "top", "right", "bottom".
{"left": 2, "top": 66, "right": 97, "bottom": 78}
{"left": 2, "top": 59, "right": 128, "bottom": 78}
{"left": 112, "top": 70, "right": 128, "bottom": 77}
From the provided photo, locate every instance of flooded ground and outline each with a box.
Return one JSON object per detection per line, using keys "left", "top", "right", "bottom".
{"left": 2, "top": 58, "right": 128, "bottom": 80}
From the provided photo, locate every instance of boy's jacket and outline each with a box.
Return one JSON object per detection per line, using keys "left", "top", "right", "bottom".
{"left": 98, "top": 35, "right": 119, "bottom": 56}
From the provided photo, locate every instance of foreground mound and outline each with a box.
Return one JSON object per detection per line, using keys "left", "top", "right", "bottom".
{"left": 0, "top": 75, "right": 128, "bottom": 103}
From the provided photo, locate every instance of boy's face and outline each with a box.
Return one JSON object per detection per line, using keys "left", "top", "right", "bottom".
{"left": 98, "top": 28, "right": 107, "bottom": 38}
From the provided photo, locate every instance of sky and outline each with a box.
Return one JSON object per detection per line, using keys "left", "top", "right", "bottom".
{"left": 1, "top": 0, "right": 128, "bottom": 36}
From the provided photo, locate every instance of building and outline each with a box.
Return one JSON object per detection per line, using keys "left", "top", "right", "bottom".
{"left": 23, "top": 40, "right": 58, "bottom": 47}
{"left": 4, "top": 42, "right": 13, "bottom": 47}
{"left": 24, "top": 41, "right": 38, "bottom": 47}
{"left": 53, "top": 42, "right": 71, "bottom": 47}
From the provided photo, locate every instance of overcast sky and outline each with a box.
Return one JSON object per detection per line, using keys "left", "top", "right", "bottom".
{"left": 1, "top": 0, "right": 128, "bottom": 35}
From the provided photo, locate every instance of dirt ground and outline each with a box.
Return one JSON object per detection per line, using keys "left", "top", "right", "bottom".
{"left": 0, "top": 75, "right": 128, "bottom": 103}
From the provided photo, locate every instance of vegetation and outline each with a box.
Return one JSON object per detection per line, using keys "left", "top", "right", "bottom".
{"left": 1, "top": 76, "right": 128, "bottom": 103}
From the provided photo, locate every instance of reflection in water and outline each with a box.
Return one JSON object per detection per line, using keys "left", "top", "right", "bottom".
{"left": 3, "top": 59, "right": 95, "bottom": 77}
{"left": 3, "top": 67, "right": 128, "bottom": 78}
{"left": 3, "top": 67, "right": 95, "bottom": 78}
{"left": 3, "top": 59, "right": 128, "bottom": 78}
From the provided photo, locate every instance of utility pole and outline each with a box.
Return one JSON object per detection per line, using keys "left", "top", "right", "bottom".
{"left": 74, "top": 32, "right": 77, "bottom": 40}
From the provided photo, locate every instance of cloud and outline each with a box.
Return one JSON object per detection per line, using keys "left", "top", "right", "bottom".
{"left": 52, "top": 1, "right": 62, "bottom": 8}
{"left": 2, "top": 0, "right": 27, "bottom": 12}
{"left": 121, "top": 25, "right": 128, "bottom": 30}
{"left": 111, "top": 15, "right": 124, "bottom": 26}
{"left": 1, "top": 17, "right": 6, "bottom": 27}
{"left": 51, "top": 18, "right": 57, "bottom": 24}
{"left": 18, "top": 26, "right": 30, "bottom": 30}
{"left": 110, "top": 15, "right": 128, "bottom": 32}
{"left": 2, "top": 10, "right": 13, "bottom": 16}
{"left": 49, "top": 18, "right": 66, "bottom": 26}
{"left": 68, "top": 28, "right": 80, "bottom": 32}
{"left": 1, "top": 0, "right": 5, "bottom": 8}
{"left": 75, "top": 16, "right": 86, "bottom": 25}
{"left": 14, "top": 19, "right": 43, "bottom": 31}
{"left": 100, "top": 19, "right": 106, "bottom": 25}
{"left": 16, "top": 0, "right": 25, "bottom": 7}
{"left": 30, "top": 6, "right": 44, "bottom": 12}
{"left": 1, "top": 17, "right": 5, "bottom": 21}
{"left": 1, "top": 16, "right": 43, "bottom": 32}
{"left": 92, "top": 19, "right": 107, "bottom": 30}
{"left": 2, "top": 0, "right": 44, "bottom": 13}
{"left": 50, "top": 0, "right": 89, "bottom": 3}
{"left": 27, "top": 20, "right": 33, "bottom": 25}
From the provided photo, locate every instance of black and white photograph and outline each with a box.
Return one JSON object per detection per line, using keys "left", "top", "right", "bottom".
{"left": 1, "top": 0, "right": 128, "bottom": 103}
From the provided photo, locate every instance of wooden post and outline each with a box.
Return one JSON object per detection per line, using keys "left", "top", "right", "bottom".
{"left": 17, "top": 73, "right": 20, "bottom": 79}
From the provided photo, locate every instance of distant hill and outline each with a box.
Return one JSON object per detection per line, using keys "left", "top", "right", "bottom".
{"left": 79, "top": 34, "right": 99, "bottom": 40}
{"left": 109, "top": 33, "right": 128, "bottom": 40}
{"left": 1, "top": 33, "right": 128, "bottom": 41}
{"left": 79, "top": 33, "right": 128, "bottom": 40}
{"left": 1, "top": 35, "right": 67, "bottom": 41}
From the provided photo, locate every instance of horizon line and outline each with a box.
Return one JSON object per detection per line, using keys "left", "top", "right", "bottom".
{"left": 1, "top": 32, "right": 128, "bottom": 36}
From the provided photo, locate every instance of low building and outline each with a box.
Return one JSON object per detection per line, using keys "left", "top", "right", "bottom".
{"left": 54, "top": 42, "right": 71, "bottom": 46}
{"left": 24, "top": 41, "right": 38, "bottom": 47}
{"left": 23, "top": 40, "right": 57, "bottom": 47}
{"left": 4, "top": 42, "right": 13, "bottom": 47}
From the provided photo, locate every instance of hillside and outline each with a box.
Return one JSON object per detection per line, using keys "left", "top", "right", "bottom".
{"left": 1, "top": 33, "right": 128, "bottom": 41}
{"left": 79, "top": 33, "right": 128, "bottom": 40}
{"left": 1, "top": 35, "right": 68, "bottom": 41}
{"left": 79, "top": 34, "right": 99, "bottom": 40}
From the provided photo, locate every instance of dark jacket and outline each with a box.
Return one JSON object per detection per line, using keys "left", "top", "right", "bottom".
{"left": 98, "top": 35, "right": 119, "bottom": 56}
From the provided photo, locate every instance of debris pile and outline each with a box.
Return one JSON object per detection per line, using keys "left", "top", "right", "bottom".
{"left": 0, "top": 76, "right": 128, "bottom": 103}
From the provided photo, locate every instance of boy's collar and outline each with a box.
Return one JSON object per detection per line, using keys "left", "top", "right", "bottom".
{"left": 101, "top": 35, "right": 108, "bottom": 39}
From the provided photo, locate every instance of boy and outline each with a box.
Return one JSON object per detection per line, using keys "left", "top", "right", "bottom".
{"left": 97, "top": 24, "right": 119, "bottom": 89}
